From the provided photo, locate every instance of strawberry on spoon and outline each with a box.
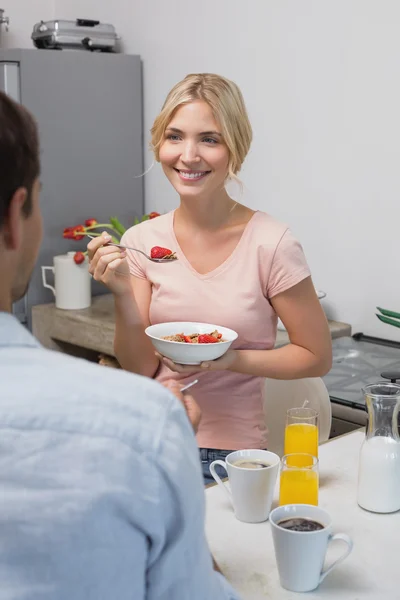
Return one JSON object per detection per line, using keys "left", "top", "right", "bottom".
{"left": 150, "top": 246, "right": 176, "bottom": 260}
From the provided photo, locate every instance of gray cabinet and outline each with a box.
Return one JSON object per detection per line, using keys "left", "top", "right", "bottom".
{"left": 0, "top": 49, "right": 144, "bottom": 327}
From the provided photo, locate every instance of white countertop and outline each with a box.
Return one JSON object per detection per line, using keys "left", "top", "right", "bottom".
{"left": 205, "top": 431, "right": 399, "bottom": 599}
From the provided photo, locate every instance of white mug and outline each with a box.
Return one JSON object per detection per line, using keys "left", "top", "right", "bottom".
{"left": 42, "top": 252, "right": 91, "bottom": 310}
{"left": 210, "top": 449, "right": 280, "bottom": 523}
{"left": 269, "top": 504, "right": 353, "bottom": 592}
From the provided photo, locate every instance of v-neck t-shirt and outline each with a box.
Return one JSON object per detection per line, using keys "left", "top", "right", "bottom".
{"left": 121, "top": 210, "right": 311, "bottom": 450}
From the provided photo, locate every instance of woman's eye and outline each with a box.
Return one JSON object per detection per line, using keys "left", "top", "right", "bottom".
{"left": 203, "top": 137, "right": 218, "bottom": 144}
{"left": 166, "top": 134, "right": 181, "bottom": 141}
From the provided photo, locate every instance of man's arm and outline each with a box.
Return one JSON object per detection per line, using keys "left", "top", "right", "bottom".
{"left": 146, "top": 393, "right": 241, "bottom": 600}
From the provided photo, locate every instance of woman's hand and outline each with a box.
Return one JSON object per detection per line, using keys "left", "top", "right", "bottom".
{"left": 87, "top": 232, "right": 131, "bottom": 297}
{"left": 162, "top": 381, "right": 202, "bottom": 433}
{"left": 157, "top": 350, "right": 237, "bottom": 374}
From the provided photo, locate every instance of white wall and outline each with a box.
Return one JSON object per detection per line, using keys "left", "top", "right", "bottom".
{"left": 1, "top": 0, "right": 54, "bottom": 48}
{"left": 14, "top": 1, "right": 400, "bottom": 339}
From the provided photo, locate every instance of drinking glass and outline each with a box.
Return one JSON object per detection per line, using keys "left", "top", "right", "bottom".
{"left": 284, "top": 407, "right": 318, "bottom": 466}
{"left": 279, "top": 453, "right": 319, "bottom": 506}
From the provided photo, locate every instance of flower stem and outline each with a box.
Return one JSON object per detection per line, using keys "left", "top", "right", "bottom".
{"left": 85, "top": 224, "right": 121, "bottom": 236}
{"left": 84, "top": 224, "right": 120, "bottom": 244}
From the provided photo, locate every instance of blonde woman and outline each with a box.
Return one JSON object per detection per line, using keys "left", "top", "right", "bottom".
{"left": 87, "top": 73, "right": 332, "bottom": 484}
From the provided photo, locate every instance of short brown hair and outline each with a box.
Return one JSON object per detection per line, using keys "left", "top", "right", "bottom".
{"left": 151, "top": 73, "right": 252, "bottom": 181}
{"left": 0, "top": 91, "right": 40, "bottom": 228}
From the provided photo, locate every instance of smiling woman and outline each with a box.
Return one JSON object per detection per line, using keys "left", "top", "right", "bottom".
{"left": 151, "top": 73, "right": 252, "bottom": 186}
{"left": 158, "top": 100, "right": 231, "bottom": 201}
{"left": 88, "top": 73, "right": 332, "bottom": 485}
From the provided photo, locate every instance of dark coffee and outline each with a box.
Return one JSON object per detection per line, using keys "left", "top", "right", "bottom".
{"left": 277, "top": 517, "right": 324, "bottom": 532}
{"left": 232, "top": 459, "right": 271, "bottom": 470}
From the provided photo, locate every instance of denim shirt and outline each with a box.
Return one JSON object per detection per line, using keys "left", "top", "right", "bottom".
{"left": 0, "top": 313, "right": 240, "bottom": 600}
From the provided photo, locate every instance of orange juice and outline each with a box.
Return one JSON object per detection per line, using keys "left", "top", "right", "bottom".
{"left": 284, "top": 423, "right": 318, "bottom": 465}
{"left": 279, "top": 469, "right": 319, "bottom": 506}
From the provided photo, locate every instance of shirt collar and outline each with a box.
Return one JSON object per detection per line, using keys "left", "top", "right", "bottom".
{"left": 0, "top": 312, "right": 40, "bottom": 348}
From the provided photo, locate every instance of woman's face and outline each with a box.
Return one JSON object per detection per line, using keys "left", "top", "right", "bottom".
{"left": 159, "top": 100, "right": 230, "bottom": 199}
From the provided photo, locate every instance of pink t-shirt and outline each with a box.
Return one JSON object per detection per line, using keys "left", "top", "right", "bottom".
{"left": 121, "top": 211, "right": 311, "bottom": 450}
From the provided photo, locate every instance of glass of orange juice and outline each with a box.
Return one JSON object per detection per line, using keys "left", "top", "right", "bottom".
{"left": 279, "top": 453, "right": 319, "bottom": 506}
{"left": 284, "top": 407, "right": 318, "bottom": 466}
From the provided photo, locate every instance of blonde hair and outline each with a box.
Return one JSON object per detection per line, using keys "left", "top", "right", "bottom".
{"left": 150, "top": 73, "right": 252, "bottom": 181}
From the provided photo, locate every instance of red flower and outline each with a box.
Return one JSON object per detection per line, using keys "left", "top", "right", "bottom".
{"left": 72, "top": 225, "right": 85, "bottom": 241}
{"left": 63, "top": 224, "right": 86, "bottom": 241}
{"left": 63, "top": 227, "right": 75, "bottom": 240}
{"left": 73, "top": 251, "right": 85, "bottom": 265}
{"left": 148, "top": 212, "right": 160, "bottom": 219}
{"left": 85, "top": 218, "right": 98, "bottom": 227}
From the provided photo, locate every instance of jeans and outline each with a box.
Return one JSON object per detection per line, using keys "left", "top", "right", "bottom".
{"left": 199, "top": 448, "right": 233, "bottom": 486}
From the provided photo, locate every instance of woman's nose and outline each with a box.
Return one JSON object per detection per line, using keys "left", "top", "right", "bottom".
{"left": 181, "top": 141, "right": 200, "bottom": 163}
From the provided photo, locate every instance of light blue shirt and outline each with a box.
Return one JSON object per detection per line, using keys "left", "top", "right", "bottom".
{"left": 0, "top": 313, "right": 240, "bottom": 600}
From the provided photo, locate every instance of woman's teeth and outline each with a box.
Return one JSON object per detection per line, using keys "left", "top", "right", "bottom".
{"left": 178, "top": 170, "right": 208, "bottom": 180}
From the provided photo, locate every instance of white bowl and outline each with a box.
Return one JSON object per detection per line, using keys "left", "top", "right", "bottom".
{"left": 145, "top": 321, "right": 238, "bottom": 365}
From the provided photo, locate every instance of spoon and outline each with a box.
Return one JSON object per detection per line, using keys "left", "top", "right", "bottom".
{"left": 86, "top": 234, "right": 178, "bottom": 264}
{"left": 180, "top": 379, "right": 199, "bottom": 393}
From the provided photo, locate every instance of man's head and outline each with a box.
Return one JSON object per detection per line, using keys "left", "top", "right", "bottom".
{"left": 0, "top": 91, "right": 42, "bottom": 309}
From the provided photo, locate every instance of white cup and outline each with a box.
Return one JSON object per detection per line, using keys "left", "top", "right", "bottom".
{"left": 42, "top": 252, "right": 91, "bottom": 310}
{"left": 210, "top": 449, "right": 280, "bottom": 523}
{"left": 269, "top": 504, "right": 353, "bottom": 592}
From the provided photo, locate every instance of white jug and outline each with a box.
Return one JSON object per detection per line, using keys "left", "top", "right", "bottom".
{"left": 41, "top": 252, "right": 91, "bottom": 310}
{"left": 357, "top": 382, "right": 400, "bottom": 513}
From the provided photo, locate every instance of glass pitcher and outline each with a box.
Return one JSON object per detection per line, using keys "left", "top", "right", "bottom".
{"left": 357, "top": 382, "right": 400, "bottom": 513}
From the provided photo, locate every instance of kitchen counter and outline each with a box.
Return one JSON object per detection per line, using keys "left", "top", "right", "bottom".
{"left": 205, "top": 430, "right": 398, "bottom": 599}
{"left": 32, "top": 293, "right": 351, "bottom": 359}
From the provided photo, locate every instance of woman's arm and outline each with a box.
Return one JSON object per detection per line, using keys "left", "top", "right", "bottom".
{"left": 114, "top": 277, "right": 160, "bottom": 378}
{"left": 227, "top": 277, "right": 332, "bottom": 378}
{"left": 160, "top": 277, "right": 332, "bottom": 379}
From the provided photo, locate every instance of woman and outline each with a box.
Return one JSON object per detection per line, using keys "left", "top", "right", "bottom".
{"left": 87, "top": 73, "right": 332, "bottom": 484}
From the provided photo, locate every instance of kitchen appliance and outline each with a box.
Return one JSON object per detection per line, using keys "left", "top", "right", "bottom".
{"left": 32, "top": 19, "right": 118, "bottom": 52}
{"left": 323, "top": 334, "right": 400, "bottom": 436}
{"left": 0, "top": 49, "right": 144, "bottom": 328}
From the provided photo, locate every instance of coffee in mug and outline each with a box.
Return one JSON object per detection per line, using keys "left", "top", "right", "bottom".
{"left": 209, "top": 449, "right": 280, "bottom": 523}
{"left": 232, "top": 459, "right": 271, "bottom": 469}
{"left": 277, "top": 517, "right": 324, "bottom": 532}
{"left": 270, "top": 504, "right": 353, "bottom": 592}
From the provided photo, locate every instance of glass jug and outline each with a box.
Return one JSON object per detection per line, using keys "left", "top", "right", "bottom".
{"left": 357, "top": 382, "right": 400, "bottom": 513}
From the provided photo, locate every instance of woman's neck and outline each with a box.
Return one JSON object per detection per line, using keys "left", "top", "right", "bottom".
{"left": 176, "top": 189, "right": 238, "bottom": 231}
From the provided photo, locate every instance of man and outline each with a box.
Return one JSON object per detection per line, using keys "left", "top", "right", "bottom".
{"left": 0, "top": 91, "right": 240, "bottom": 599}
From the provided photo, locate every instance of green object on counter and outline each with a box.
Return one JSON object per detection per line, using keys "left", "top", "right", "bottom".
{"left": 376, "top": 314, "right": 400, "bottom": 328}
{"left": 377, "top": 307, "right": 400, "bottom": 320}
